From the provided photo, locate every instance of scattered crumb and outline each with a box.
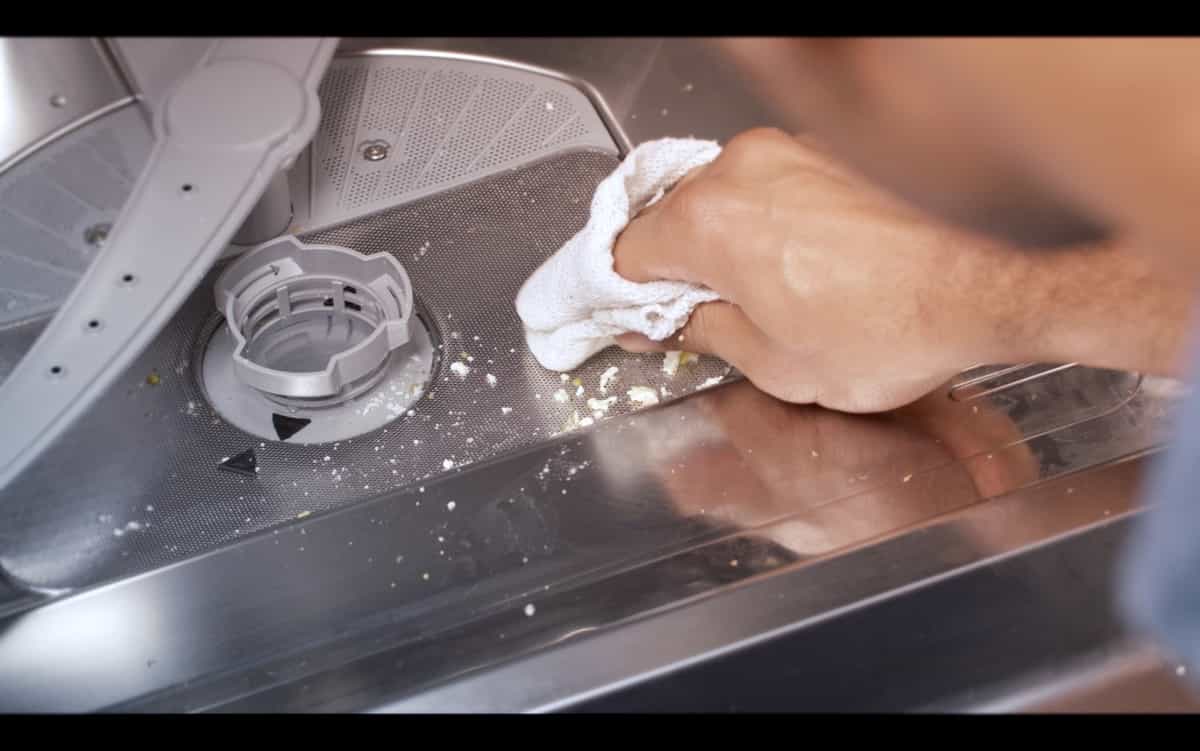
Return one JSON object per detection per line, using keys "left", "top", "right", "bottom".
{"left": 586, "top": 396, "right": 617, "bottom": 417}
{"left": 296, "top": 511, "right": 311, "bottom": 519}
{"left": 599, "top": 366, "right": 619, "bottom": 394}
{"left": 627, "top": 386, "right": 659, "bottom": 407}
{"left": 730, "top": 559, "right": 739, "bottom": 567}
{"left": 811, "top": 450, "right": 820, "bottom": 458}
{"left": 146, "top": 371, "right": 161, "bottom": 386}
{"left": 661, "top": 351, "right": 698, "bottom": 377}
{"left": 447, "top": 501, "right": 456, "bottom": 511}
{"left": 662, "top": 351, "right": 682, "bottom": 377}
{"left": 560, "top": 373, "right": 570, "bottom": 383}
{"left": 902, "top": 474, "right": 913, "bottom": 483}
{"left": 697, "top": 376, "right": 723, "bottom": 391}
{"left": 553, "top": 388, "right": 569, "bottom": 403}
{"left": 575, "top": 384, "right": 584, "bottom": 397}
{"left": 486, "top": 373, "right": 497, "bottom": 387}
{"left": 442, "top": 459, "right": 455, "bottom": 470}
{"left": 524, "top": 603, "right": 536, "bottom": 616}
{"left": 449, "top": 361, "right": 471, "bottom": 378}
{"left": 501, "top": 406, "right": 513, "bottom": 415}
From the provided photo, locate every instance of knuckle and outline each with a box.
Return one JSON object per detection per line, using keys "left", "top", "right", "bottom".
{"left": 726, "top": 127, "right": 792, "bottom": 155}
{"left": 668, "top": 179, "right": 733, "bottom": 229}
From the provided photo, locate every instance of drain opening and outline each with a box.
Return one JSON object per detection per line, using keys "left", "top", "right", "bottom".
{"left": 215, "top": 236, "right": 415, "bottom": 405}
{"left": 198, "top": 236, "right": 438, "bottom": 444}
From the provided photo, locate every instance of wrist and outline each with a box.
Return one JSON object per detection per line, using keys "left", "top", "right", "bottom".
{"left": 984, "top": 242, "right": 1194, "bottom": 376}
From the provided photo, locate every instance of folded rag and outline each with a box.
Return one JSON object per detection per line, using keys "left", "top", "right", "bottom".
{"left": 515, "top": 138, "right": 723, "bottom": 372}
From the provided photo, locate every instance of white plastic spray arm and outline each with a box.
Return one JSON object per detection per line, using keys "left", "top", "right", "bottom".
{"left": 0, "top": 38, "right": 338, "bottom": 489}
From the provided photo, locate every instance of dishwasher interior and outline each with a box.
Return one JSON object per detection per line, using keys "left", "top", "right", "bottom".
{"left": 0, "top": 37, "right": 1191, "bottom": 712}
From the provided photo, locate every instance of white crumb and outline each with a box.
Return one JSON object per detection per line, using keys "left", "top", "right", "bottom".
{"left": 447, "top": 501, "right": 456, "bottom": 511}
{"left": 662, "top": 351, "right": 682, "bottom": 377}
{"left": 501, "top": 406, "right": 513, "bottom": 415}
{"left": 525, "top": 603, "right": 536, "bottom": 616}
{"left": 553, "top": 388, "right": 569, "bottom": 403}
{"left": 586, "top": 396, "right": 617, "bottom": 416}
{"left": 599, "top": 366, "right": 619, "bottom": 394}
{"left": 442, "top": 459, "right": 455, "bottom": 470}
{"left": 486, "top": 373, "right": 497, "bottom": 387}
{"left": 627, "top": 386, "right": 659, "bottom": 407}
{"left": 449, "top": 361, "right": 470, "bottom": 378}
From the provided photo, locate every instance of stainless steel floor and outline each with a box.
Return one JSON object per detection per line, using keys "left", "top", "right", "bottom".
{"left": 1, "top": 37, "right": 1195, "bottom": 712}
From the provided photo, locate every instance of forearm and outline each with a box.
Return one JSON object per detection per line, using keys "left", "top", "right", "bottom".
{"left": 994, "top": 240, "right": 1196, "bottom": 377}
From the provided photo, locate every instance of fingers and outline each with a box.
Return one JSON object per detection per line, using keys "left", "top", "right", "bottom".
{"left": 611, "top": 175, "right": 714, "bottom": 287}
{"left": 615, "top": 301, "right": 769, "bottom": 371}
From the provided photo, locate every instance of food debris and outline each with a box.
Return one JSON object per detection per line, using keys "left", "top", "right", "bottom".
{"left": 146, "top": 371, "right": 161, "bottom": 386}
{"left": 627, "top": 386, "right": 659, "bottom": 407}
{"left": 662, "top": 351, "right": 682, "bottom": 377}
{"left": 296, "top": 511, "right": 311, "bottom": 519}
{"left": 446, "top": 501, "right": 456, "bottom": 511}
{"left": 662, "top": 351, "right": 700, "bottom": 377}
{"left": 697, "top": 376, "right": 723, "bottom": 391}
{"left": 902, "top": 473, "right": 913, "bottom": 483}
{"left": 562, "top": 411, "right": 596, "bottom": 432}
{"left": 586, "top": 396, "right": 617, "bottom": 418}
{"left": 553, "top": 388, "right": 569, "bottom": 403}
{"left": 560, "top": 373, "right": 570, "bottom": 383}
{"left": 449, "top": 361, "right": 471, "bottom": 378}
{"left": 524, "top": 603, "right": 536, "bottom": 617}
{"left": 442, "top": 459, "right": 455, "bottom": 470}
{"left": 501, "top": 406, "right": 513, "bottom": 415}
{"left": 575, "top": 384, "right": 585, "bottom": 397}
{"left": 486, "top": 373, "right": 498, "bottom": 387}
{"left": 599, "top": 366, "right": 620, "bottom": 394}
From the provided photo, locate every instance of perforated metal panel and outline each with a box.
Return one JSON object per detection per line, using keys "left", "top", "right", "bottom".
{"left": 0, "top": 105, "right": 152, "bottom": 325}
{"left": 305, "top": 54, "right": 618, "bottom": 231}
{"left": 0, "top": 151, "right": 733, "bottom": 592}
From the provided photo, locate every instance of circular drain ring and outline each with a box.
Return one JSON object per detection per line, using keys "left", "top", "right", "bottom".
{"left": 215, "top": 235, "right": 416, "bottom": 402}
{"left": 197, "top": 305, "right": 440, "bottom": 445}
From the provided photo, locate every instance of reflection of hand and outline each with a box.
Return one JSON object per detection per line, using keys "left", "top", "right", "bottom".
{"left": 657, "top": 380, "right": 1039, "bottom": 556}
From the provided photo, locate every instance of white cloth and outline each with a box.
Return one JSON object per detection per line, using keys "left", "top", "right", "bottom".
{"left": 515, "top": 138, "right": 723, "bottom": 372}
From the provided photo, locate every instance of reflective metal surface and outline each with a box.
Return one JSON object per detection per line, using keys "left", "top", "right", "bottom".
{"left": 0, "top": 38, "right": 1190, "bottom": 713}
{"left": 0, "top": 373, "right": 1176, "bottom": 711}
{"left": 336, "top": 39, "right": 777, "bottom": 146}
{"left": 0, "top": 38, "right": 132, "bottom": 174}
